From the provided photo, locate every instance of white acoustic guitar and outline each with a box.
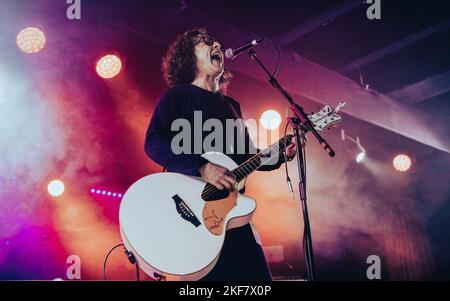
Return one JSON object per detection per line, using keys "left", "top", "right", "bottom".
{"left": 119, "top": 103, "right": 344, "bottom": 281}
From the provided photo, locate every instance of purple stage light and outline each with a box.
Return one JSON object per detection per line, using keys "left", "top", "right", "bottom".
{"left": 90, "top": 188, "right": 124, "bottom": 200}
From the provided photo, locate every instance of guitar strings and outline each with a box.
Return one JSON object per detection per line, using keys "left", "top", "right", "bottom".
{"left": 201, "top": 137, "right": 290, "bottom": 199}
{"left": 201, "top": 143, "right": 284, "bottom": 198}
{"left": 201, "top": 148, "right": 277, "bottom": 198}
{"left": 201, "top": 137, "right": 290, "bottom": 198}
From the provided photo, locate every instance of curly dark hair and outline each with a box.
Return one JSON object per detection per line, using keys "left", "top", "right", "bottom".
{"left": 162, "top": 28, "right": 229, "bottom": 87}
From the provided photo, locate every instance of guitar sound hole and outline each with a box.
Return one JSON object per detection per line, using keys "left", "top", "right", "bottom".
{"left": 201, "top": 183, "right": 230, "bottom": 201}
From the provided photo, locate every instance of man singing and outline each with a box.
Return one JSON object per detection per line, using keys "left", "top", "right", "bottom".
{"left": 145, "top": 28, "right": 296, "bottom": 280}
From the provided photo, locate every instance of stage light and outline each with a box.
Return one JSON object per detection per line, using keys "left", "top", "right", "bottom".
{"left": 16, "top": 27, "right": 46, "bottom": 54}
{"left": 90, "top": 188, "right": 123, "bottom": 199}
{"left": 96, "top": 54, "right": 122, "bottom": 79}
{"left": 48, "top": 180, "right": 65, "bottom": 197}
{"left": 393, "top": 154, "right": 412, "bottom": 172}
{"left": 260, "top": 110, "right": 282, "bottom": 130}
{"left": 341, "top": 129, "right": 367, "bottom": 164}
{"left": 356, "top": 151, "right": 366, "bottom": 163}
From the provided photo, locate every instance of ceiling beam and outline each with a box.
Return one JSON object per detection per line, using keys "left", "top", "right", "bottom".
{"left": 275, "top": 0, "right": 364, "bottom": 46}
{"left": 388, "top": 70, "right": 450, "bottom": 105}
{"left": 339, "top": 18, "right": 450, "bottom": 74}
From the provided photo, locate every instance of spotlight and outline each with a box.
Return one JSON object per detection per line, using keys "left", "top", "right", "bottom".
{"left": 48, "top": 180, "right": 65, "bottom": 197}
{"left": 260, "top": 110, "right": 282, "bottom": 130}
{"left": 17, "top": 27, "right": 46, "bottom": 54}
{"left": 393, "top": 154, "right": 412, "bottom": 172}
{"left": 356, "top": 151, "right": 366, "bottom": 163}
{"left": 341, "top": 129, "right": 367, "bottom": 163}
{"left": 96, "top": 54, "right": 122, "bottom": 79}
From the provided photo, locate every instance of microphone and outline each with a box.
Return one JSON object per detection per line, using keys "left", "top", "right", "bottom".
{"left": 225, "top": 37, "right": 264, "bottom": 60}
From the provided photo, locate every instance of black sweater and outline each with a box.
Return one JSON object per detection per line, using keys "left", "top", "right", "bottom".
{"left": 145, "top": 83, "right": 283, "bottom": 176}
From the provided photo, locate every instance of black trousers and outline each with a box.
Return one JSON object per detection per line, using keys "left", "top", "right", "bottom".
{"left": 200, "top": 224, "right": 272, "bottom": 281}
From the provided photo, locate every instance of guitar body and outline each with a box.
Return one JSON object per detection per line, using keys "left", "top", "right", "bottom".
{"left": 119, "top": 105, "right": 343, "bottom": 281}
{"left": 119, "top": 152, "right": 256, "bottom": 281}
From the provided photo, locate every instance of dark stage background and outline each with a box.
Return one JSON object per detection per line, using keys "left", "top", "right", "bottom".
{"left": 0, "top": 0, "right": 449, "bottom": 280}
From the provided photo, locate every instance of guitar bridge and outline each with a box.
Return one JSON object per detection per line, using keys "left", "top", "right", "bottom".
{"left": 172, "top": 195, "right": 201, "bottom": 227}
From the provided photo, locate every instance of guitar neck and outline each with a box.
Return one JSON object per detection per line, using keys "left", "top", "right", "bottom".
{"left": 231, "top": 135, "right": 293, "bottom": 182}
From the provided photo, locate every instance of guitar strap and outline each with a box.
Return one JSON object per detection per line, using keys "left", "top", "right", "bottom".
{"left": 221, "top": 93, "right": 247, "bottom": 149}
{"left": 220, "top": 95, "right": 264, "bottom": 245}
{"left": 161, "top": 94, "right": 240, "bottom": 174}
{"left": 221, "top": 93, "right": 241, "bottom": 119}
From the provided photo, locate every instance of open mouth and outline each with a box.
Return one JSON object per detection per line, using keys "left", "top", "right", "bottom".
{"left": 211, "top": 52, "right": 222, "bottom": 64}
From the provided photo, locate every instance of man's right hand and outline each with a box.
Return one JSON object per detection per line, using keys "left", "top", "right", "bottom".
{"left": 199, "top": 162, "right": 237, "bottom": 191}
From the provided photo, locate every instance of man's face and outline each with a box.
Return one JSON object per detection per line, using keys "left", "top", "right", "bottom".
{"left": 193, "top": 35, "right": 224, "bottom": 78}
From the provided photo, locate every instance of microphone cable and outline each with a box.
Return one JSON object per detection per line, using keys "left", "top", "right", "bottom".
{"left": 283, "top": 122, "right": 294, "bottom": 200}
{"left": 264, "top": 37, "right": 281, "bottom": 78}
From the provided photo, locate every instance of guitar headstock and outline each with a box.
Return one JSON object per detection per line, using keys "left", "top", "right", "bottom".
{"left": 307, "top": 102, "right": 345, "bottom": 133}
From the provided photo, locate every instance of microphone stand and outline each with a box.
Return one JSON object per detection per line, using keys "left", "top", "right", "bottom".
{"left": 247, "top": 49, "right": 336, "bottom": 281}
